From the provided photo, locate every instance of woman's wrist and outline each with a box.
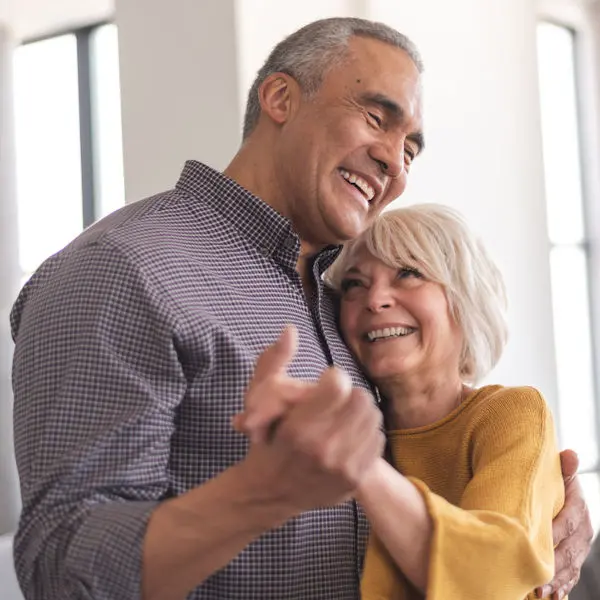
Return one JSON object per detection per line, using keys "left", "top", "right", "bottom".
{"left": 356, "top": 457, "right": 392, "bottom": 504}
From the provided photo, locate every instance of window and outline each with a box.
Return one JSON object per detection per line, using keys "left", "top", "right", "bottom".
{"left": 537, "top": 22, "right": 600, "bottom": 532}
{"left": 14, "top": 34, "right": 83, "bottom": 275}
{"left": 13, "top": 23, "right": 124, "bottom": 280}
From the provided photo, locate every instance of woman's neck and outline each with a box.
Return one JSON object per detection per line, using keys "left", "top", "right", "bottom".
{"left": 380, "top": 374, "right": 467, "bottom": 430}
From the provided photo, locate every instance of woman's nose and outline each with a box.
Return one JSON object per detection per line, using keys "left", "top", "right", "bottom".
{"left": 366, "top": 287, "right": 393, "bottom": 313}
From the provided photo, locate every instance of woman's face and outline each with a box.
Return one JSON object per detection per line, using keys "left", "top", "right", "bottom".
{"left": 338, "top": 243, "right": 463, "bottom": 387}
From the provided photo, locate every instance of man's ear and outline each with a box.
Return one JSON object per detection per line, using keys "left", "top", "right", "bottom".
{"left": 258, "top": 72, "right": 301, "bottom": 128}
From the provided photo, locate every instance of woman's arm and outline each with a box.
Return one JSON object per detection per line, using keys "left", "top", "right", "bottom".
{"left": 356, "top": 459, "right": 432, "bottom": 592}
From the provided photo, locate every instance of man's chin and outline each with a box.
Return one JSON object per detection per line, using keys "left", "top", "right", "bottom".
{"left": 329, "top": 220, "right": 371, "bottom": 245}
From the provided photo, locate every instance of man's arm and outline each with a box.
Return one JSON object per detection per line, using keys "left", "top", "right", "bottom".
{"left": 12, "top": 243, "right": 188, "bottom": 599}
{"left": 12, "top": 250, "right": 384, "bottom": 600}
{"left": 536, "top": 450, "right": 594, "bottom": 599}
{"left": 142, "top": 327, "right": 385, "bottom": 600}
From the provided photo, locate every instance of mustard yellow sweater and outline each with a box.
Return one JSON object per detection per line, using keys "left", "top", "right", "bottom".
{"left": 360, "top": 385, "right": 565, "bottom": 600}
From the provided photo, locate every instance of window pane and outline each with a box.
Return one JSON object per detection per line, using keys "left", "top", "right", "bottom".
{"left": 580, "top": 472, "right": 600, "bottom": 539}
{"left": 537, "top": 23, "right": 585, "bottom": 244}
{"left": 550, "top": 246, "right": 597, "bottom": 469}
{"left": 90, "top": 24, "right": 125, "bottom": 218}
{"left": 14, "top": 35, "right": 83, "bottom": 274}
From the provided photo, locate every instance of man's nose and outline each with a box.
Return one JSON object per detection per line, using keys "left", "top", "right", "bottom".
{"left": 370, "top": 137, "right": 404, "bottom": 179}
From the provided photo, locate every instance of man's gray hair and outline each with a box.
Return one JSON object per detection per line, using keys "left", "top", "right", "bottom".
{"left": 242, "top": 17, "right": 423, "bottom": 140}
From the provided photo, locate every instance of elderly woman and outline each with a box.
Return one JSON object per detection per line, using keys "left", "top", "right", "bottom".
{"left": 236, "top": 203, "right": 581, "bottom": 599}
{"left": 323, "top": 203, "right": 564, "bottom": 599}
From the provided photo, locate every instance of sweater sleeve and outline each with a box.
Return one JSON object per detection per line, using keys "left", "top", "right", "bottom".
{"left": 418, "top": 387, "right": 565, "bottom": 600}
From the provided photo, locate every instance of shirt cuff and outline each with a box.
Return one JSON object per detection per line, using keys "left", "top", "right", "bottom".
{"left": 65, "top": 500, "right": 158, "bottom": 599}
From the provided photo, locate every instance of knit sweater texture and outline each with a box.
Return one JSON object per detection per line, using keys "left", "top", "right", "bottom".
{"left": 360, "top": 385, "right": 565, "bottom": 600}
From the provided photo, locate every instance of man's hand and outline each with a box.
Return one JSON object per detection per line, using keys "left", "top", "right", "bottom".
{"left": 235, "top": 325, "right": 385, "bottom": 516}
{"left": 536, "top": 449, "right": 594, "bottom": 599}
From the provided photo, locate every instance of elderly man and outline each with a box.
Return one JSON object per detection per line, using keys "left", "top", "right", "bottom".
{"left": 11, "top": 17, "right": 591, "bottom": 600}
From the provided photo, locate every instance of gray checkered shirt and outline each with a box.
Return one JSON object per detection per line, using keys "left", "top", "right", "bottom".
{"left": 11, "top": 161, "right": 372, "bottom": 600}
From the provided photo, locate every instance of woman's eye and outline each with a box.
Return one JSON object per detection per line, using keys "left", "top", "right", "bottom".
{"left": 340, "top": 279, "right": 363, "bottom": 292}
{"left": 367, "top": 112, "right": 383, "bottom": 127}
{"left": 397, "top": 267, "right": 422, "bottom": 280}
{"left": 405, "top": 148, "right": 416, "bottom": 162}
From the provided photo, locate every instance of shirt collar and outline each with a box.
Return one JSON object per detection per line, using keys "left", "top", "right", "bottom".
{"left": 175, "top": 160, "right": 341, "bottom": 274}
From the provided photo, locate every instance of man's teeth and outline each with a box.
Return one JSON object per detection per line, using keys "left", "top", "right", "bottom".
{"left": 367, "top": 327, "right": 414, "bottom": 342}
{"left": 340, "top": 169, "right": 375, "bottom": 201}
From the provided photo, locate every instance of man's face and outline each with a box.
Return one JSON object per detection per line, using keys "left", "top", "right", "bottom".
{"left": 277, "top": 36, "right": 424, "bottom": 248}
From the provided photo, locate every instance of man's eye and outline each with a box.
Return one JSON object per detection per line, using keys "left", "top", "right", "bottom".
{"left": 340, "top": 279, "right": 363, "bottom": 292}
{"left": 367, "top": 112, "right": 383, "bottom": 127}
{"left": 405, "top": 147, "right": 416, "bottom": 162}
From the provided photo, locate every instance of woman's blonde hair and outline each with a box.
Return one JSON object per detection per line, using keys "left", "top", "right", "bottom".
{"left": 325, "top": 204, "right": 508, "bottom": 384}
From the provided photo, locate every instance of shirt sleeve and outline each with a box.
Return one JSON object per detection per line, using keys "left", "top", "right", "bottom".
{"left": 11, "top": 241, "right": 188, "bottom": 600}
{"left": 417, "top": 387, "right": 565, "bottom": 600}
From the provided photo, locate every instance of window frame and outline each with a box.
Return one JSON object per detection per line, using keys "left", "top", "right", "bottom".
{"left": 537, "top": 0, "right": 600, "bottom": 477}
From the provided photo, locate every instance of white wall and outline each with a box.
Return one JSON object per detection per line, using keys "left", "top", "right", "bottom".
{"left": 0, "top": 0, "right": 112, "bottom": 41}
{"left": 116, "top": 0, "right": 242, "bottom": 201}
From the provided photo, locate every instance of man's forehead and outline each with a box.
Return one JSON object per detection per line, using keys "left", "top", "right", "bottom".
{"left": 334, "top": 38, "right": 423, "bottom": 110}
{"left": 344, "top": 36, "right": 421, "bottom": 75}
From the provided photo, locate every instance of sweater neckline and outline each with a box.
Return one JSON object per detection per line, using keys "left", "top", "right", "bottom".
{"left": 387, "top": 385, "right": 501, "bottom": 437}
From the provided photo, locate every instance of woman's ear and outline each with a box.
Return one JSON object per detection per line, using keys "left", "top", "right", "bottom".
{"left": 258, "top": 72, "right": 301, "bottom": 128}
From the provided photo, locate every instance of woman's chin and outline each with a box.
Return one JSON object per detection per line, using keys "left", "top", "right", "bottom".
{"left": 366, "top": 360, "right": 414, "bottom": 386}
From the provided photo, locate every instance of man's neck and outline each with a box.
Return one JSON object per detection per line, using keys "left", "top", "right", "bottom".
{"left": 225, "top": 144, "right": 327, "bottom": 300}
{"left": 224, "top": 142, "right": 288, "bottom": 218}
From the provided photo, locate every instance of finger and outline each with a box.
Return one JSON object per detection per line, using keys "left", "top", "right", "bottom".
{"left": 276, "top": 367, "right": 353, "bottom": 443}
{"left": 252, "top": 325, "right": 298, "bottom": 385}
{"left": 551, "top": 577, "right": 578, "bottom": 600}
{"left": 314, "top": 366, "right": 353, "bottom": 413}
{"left": 241, "top": 325, "right": 300, "bottom": 428}
{"left": 544, "top": 536, "right": 589, "bottom": 597}
{"left": 241, "top": 379, "right": 316, "bottom": 440}
{"left": 342, "top": 388, "right": 382, "bottom": 443}
{"left": 552, "top": 480, "right": 586, "bottom": 546}
{"left": 559, "top": 449, "right": 579, "bottom": 483}
{"left": 318, "top": 388, "right": 382, "bottom": 477}
{"left": 539, "top": 564, "right": 580, "bottom": 599}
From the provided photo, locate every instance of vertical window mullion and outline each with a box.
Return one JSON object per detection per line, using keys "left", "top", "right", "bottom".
{"left": 574, "top": 33, "right": 600, "bottom": 463}
{"left": 76, "top": 27, "right": 96, "bottom": 228}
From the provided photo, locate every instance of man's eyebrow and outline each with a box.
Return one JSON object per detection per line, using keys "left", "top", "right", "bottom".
{"left": 361, "top": 92, "right": 404, "bottom": 119}
{"left": 361, "top": 92, "right": 425, "bottom": 155}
